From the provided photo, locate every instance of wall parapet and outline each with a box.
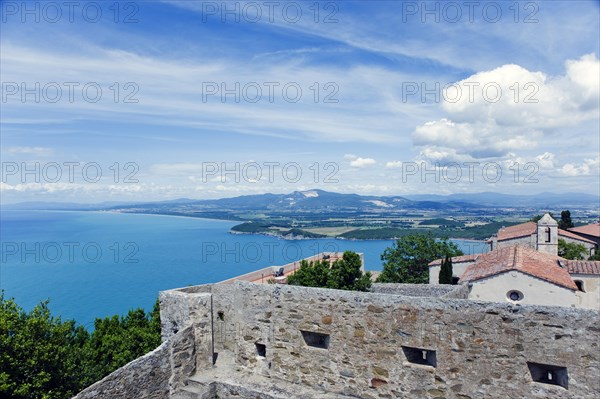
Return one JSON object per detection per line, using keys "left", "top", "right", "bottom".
{"left": 371, "top": 283, "right": 461, "bottom": 297}
{"left": 72, "top": 325, "right": 195, "bottom": 399}
{"left": 75, "top": 281, "right": 600, "bottom": 398}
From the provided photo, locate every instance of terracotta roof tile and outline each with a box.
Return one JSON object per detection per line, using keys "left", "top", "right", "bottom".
{"left": 569, "top": 223, "right": 600, "bottom": 238}
{"left": 560, "top": 259, "right": 600, "bottom": 275}
{"left": 558, "top": 229, "right": 596, "bottom": 244}
{"left": 496, "top": 222, "right": 536, "bottom": 241}
{"left": 492, "top": 222, "right": 596, "bottom": 245}
{"left": 428, "top": 254, "right": 479, "bottom": 267}
{"left": 460, "top": 245, "right": 578, "bottom": 291}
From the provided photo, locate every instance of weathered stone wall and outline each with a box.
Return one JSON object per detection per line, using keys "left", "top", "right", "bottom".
{"left": 371, "top": 283, "right": 457, "bottom": 297}
{"left": 440, "top": 283, "right": 470, "bottom": 299}
{"left": 73, "top": 325, "right": 197, "bottom": 399}
{"left": 159, "top": 289, "right": 214, "bottom": 371}
{"left": 223, "top": 282, "right": 600, "bottom": 399}
{"left": 73, "top": 340, "right": 171, "bottom": 399}
{"left": 495, "top": 235, "right": 536, "bottom": 250}
{"left": 78, "top": 282, "right": 600, "bottom": 399}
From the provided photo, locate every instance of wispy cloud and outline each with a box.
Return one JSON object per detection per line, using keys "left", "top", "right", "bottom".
{"left": 4, "top": 146, "right": 54, "bottom": 156}
{"left": 1, "top": 0, "right": 599, "bottom": 201}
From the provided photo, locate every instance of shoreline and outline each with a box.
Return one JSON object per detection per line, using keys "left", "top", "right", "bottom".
{"left": 5, "top": 209, "right": 487, "bottom": 244}
{"left": 98, "top": 210, "right": 239, "bottom": 223}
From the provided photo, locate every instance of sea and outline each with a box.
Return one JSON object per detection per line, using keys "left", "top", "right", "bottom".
{"left": 0, "top": 210, "right": 488, "bottom": 328}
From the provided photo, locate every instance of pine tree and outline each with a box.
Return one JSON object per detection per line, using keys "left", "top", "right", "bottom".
{"left": 439, "top": 255, "right": 453, "bottom": 284}
{"left": 558, "top": 210, "right": 574, "bottom": 229}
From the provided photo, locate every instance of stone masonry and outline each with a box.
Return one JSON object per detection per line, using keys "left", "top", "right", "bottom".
{"left": 74, "top": 282, "right": 600, "bottom": 399}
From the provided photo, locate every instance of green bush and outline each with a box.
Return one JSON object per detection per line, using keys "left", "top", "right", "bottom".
{"left": 0, "top": 292, "right": 161, "bottom": 399}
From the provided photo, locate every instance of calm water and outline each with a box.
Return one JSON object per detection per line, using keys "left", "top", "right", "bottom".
{"left": 0, "top": 210, "right": 487, "bottom": 327}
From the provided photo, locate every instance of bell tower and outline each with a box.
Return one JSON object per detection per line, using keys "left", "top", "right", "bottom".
{"left": 536, "top": 213, "right": 558, "bottom": 256}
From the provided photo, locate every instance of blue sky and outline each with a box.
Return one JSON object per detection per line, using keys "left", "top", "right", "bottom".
{"left": 1, "top": 0, "right": 599, "bottom": 203}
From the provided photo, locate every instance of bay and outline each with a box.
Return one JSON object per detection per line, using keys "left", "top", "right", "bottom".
{"left": 0, "top": 210, "right": 487, "bottom": 327}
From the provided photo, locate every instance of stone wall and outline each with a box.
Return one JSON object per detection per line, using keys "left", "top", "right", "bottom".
{"left": 214, "top": 282, "right": 599, "bottom": 399}
{"left": 440, "top": 283, "right": 470, "bottom": 299}
{"left": 76, "top": 282, "right": 600, "bottom": 399}
{"left": 159, "top": 289, "right": 214, "bottom": 372}
{"left": 495, "top": 235, "right": 537, "bottom": 250}
{"left": 371, "top": 283, "right": 457, "bottom": 297}
{"left": 73, "top": 325, "right": 197, "bottom": 399}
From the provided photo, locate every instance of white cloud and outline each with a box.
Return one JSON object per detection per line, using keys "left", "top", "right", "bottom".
{"left": 385, "top": 161, "right": 403, "bottom": 169}
{"left": 4, "top": 146, "right": 54, "bottom": 157}
{"left": 561, "top": 157, "right": 600, "bottom": 176}
{"left": 441, "top": 55, "right": 599, "bottom": 127}
{"left": 534, "top": 152, "right": 556, "bottom": 169}
{"left": 344, "top": 154, "right": 376, "bottom": 168}
{"left": 413, "top": 54, "right": 600, "bottom": 162}
{"left": 0, "top": 42, "right": 429, "bottom": 145}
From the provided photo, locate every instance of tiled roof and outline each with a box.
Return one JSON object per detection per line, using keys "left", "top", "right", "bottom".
{"left": 560, "top": 259, "right": 600, "bottom": 275}
{"left": 558, "top": 229, "right": 596, "bottom": 244}
{"left": 496, "top": 222, "right": 536, "bottom": 241}
{"left": 569, "top": 223, "right": 600, "bottom": 238}
{"left": 493, "top": 222, "right": 596, "bottom": 245}
{"left": 460, "top": 245, "right": 578, "bottom": 291}
{"left": 428, "top": 254, "right": 479, "bottom": 267}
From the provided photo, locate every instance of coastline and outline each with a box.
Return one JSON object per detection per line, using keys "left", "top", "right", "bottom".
{"left": 4, "top": 209, "right": 487, "bottom": 244}
{"left": 97, "top": 211, "right": 488, "bottom": 243}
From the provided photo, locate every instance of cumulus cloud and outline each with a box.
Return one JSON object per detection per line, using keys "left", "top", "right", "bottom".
{"left": 561, "top": 157, "right": 600, "bottom": 176}
{"left": 413, "top": 54, "right": 600, "bottom": 163}
{"left": 385, "top": 161, "right": 403, "bottom": 169}
{"left": 344, "top": 154, "right": 376, "bottom": 168}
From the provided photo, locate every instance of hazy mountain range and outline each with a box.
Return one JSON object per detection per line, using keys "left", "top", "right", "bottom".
{"left": 3, "top": 190, "right": 599, "bottom": 212}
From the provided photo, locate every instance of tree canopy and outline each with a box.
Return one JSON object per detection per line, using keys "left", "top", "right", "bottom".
{"left": 558, "top": 239, "right": 588, "bottom": 260}
{"left": 287, "top": 251, "right": 372, "bottom": 291}
{"left": 376, "top": 233, "right": 463, "bottom": 284}
{"left": 0, "top": 292, "right": 161, "bottom": 399}
{"left": 558, "top": 210, "right": 574, "bottom": 230}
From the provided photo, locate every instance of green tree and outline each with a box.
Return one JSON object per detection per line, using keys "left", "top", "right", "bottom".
{"left": 84, "top": 303, "right": 162, "bottom": 379}
{"left": 0, "top": 293, "right": 162, "bottom": 399}
{"left": 558, "top": 239, "right": 587, "bottom": 260}
{"left": 558, "top": 210, "right": 574, "bottom": 230}
{"left": 287, "top": 251, "right": 372, "bottom": 291}
{"left": 286, "top": 259, "right": 331, "bottom": 288}
{"left": 0, "top": 293, "right": 93, "bottom": 399}
{"left": 589, "top": 252, "right": 600, "bottom": 261}
{"left": 377, "top": 233, "right": 463, "bottom": 284}
{"left": 438, "top": 255, "right": 453, "bottom": 284}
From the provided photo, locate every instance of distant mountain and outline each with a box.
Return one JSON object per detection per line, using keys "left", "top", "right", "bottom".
{"left": 403, "top": 192, "right": 600, "bottom": 207}
{"left": 4, "top": 190, "right": 598, "bottom": 214}
{"left": 102, "top": 189, "right": 477, "bottom": 213}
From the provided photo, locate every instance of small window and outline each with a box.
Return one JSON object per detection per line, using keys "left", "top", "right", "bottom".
{"left": 574, "top": 280, "right": 585, "bottom": 292}
{"left": 507, "top": 290, "right": 524, "bottom": 302}
{"left": 217, "top": 311, "right": 224, "bottom": 321}
{"left": 301, "top": 330, "right": 330, "bottom": 349}
{"left": 402, "top": 346, "right": 437, "bottom": 367}
{"left": 527, "top": 362, "right": 568, "bottom": 389}
{"left": 545, "top": 227, "right": 551, "bottom": 243}
{"left": 255, "top": 343, "right": 266, "bottom": 357}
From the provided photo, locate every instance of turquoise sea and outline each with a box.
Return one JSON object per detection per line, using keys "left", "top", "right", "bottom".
{"left": 0, "top": 211, "right": 487, "bottom": 328}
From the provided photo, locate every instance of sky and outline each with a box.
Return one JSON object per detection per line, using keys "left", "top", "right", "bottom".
{"left": 1, "top": 0, "right": 599, "bottom": 203}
